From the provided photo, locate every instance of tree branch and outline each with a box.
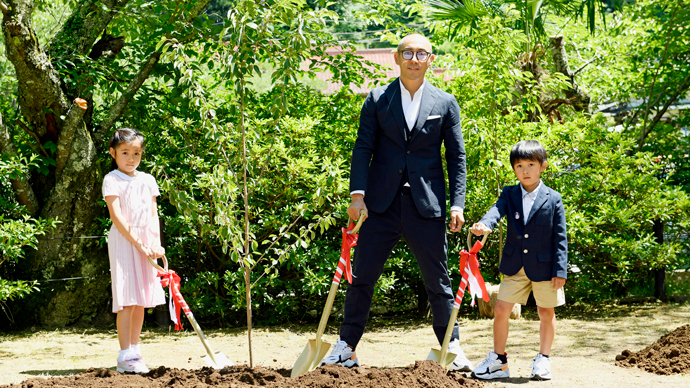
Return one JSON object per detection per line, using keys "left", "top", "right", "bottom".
{"left": 185, "top": 0, "right": 212, "bottom": 23}
{"left": 572, "top": 55, "right": 600, "bottom": 76}
{"left": 637, "top": 75, "right": 690, "bottom": 151}
{"left": 0, "top": 2, "right": 10, "bottom": 15}
{"left": 3, "top": 0, "right": 69, "bottom": 139}
{"left": 47, "top": 0, "right": 131, "bottom": 58}
{"left": 641, "top": 2, "right": 680, "bottom": 143}
{"left": 55, "top": 98, "right": 88, "bottom": 178}
{"left": 93, "top": 0, "right": 212, "bottom": 144}
{"left": 0, "top": 113, "right": 39, "bottom": 216}
{"left": 94, "top": 52, "right": 161, "bottom": 144}
{"left": 549, "top": 35, "right": 591, "bottom": 112}
{"left": 16, "top": 119, "right": 49, "bottom": 158}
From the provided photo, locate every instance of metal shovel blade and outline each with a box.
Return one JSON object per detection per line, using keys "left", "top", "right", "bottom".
{"left": 426, "top": 348, "right": 458, "bottom": 369}
{"left": 291, "top": 338, "right": 331, "bottom": 377}
{"left": 201, "top": 351, "right": 235, "bottom": 369}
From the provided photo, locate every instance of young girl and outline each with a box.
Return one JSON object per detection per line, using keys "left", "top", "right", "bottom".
{"left": 102, "top": 128, "right": 166, "bottom": 373}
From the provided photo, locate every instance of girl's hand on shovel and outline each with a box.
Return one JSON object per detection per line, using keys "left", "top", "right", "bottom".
{"left": 348, "top": 194, "right": 368, "bottom": 222}
{"left": 151, "top": 245, "right": 166, "bottom": 259}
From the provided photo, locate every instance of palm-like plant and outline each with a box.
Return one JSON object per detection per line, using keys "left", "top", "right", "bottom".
{"left": 426, "top": 0, "right": 614, "bottom": 51}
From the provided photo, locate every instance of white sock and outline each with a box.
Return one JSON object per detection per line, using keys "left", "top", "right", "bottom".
{"left": 117, "top": 349, "right": 131, "bottom": 362}
{"left": 130, "top": 344, "right": 141, "bottom": 356}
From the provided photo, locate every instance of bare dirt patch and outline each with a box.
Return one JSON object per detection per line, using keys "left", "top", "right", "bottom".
{"left": 616, "top": 324, "right": 690, "bottom": 375}
{"left": 1, "top": 303, "right": 690, "bottom": 388}
{"left": 0, "top": 361, "right": 482, "bottom": 388}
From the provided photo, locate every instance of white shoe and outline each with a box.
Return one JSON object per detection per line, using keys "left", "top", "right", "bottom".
{"left": 116, "top": 349, "right": 149, "bottom": 374}
{"left": 530, "top": 353, "right": 552, "bottom": 380}
{"left": 447, "top": 339, "right": 472, "bottom": 372}
{"left": 320, "top": 338, "right": 360, "bottom": 368}
{"left": 471, "top": 350, "right": 510, "bottom": 380}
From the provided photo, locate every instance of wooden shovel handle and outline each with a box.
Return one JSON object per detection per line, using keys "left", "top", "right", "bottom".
{"left": 348, "top": 210, "right": 366, "bottom": 234}
{"left": 467, "top": 230, "right": 489, "bottom": 250}
{"left": 147, "top": 254, "right": 169, "bottom": 273}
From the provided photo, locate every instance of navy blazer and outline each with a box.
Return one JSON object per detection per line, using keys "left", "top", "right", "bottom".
{"left": 479, "top": 183, "right": 568, "bottom": 282}
{"left": 349, "top": 78, "right": 466, "bottom": 218}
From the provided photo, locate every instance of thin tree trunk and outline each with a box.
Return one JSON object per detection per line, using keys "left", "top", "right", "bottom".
{"left": 240, "top": 81, "right": 254, "bottom": 368}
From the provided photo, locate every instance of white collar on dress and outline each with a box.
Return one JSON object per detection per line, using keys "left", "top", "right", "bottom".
{"left": 112, "top": 169, "right": 139, "bottom": 180}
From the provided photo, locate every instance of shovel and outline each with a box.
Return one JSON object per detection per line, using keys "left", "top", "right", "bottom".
{"left": 291, "top": 212, "right": 365, "bottom": 377}
{"left": 427, "top": 231, "right": 489, "bottom": 369}
{"left": 147, "top": 255, "right": 235, "bottom": 369}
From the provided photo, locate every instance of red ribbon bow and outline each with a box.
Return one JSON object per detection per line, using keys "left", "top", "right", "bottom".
{"left": 157, "top": 269, "right": 187, "bottom": 330}
{"left": 334, "top": 222, "right": 359, "bottom": 285}
{"left": 456, "top": 240, "right": 490, "bottom": 307}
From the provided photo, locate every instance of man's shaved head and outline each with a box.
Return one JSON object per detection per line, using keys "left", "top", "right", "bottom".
{"left": 397, "top": 33, "right": 433, "bottom": 53}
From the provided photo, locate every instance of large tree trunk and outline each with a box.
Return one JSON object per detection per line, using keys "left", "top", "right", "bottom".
{"left": 549, "top": 35, "right": 592, "bottom": 112}
{"left": 1, "top": 0, "right": 211, "bottom": 327}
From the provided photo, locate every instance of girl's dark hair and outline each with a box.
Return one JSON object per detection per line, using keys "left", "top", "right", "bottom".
{"left": 510, "top": 140, "right": 547, "bottom": 167}
{"left": 109, "top": 128, "right": 145, "bottom": 171}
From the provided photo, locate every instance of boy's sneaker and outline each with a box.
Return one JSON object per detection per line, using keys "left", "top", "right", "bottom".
{"left": 530, "top": 354, "right": 552, "bottom": 380}
{"left": 447, "top": 339, "right": 472, "bottom": 372}
{"left": 471, "top": 350, "right": 509, "bottom": 380}
{"left": 320, "top": 338, "right": 360, "bottom": 368}
{"left": 117, "top": 350, "right": 149, "bottom": 374}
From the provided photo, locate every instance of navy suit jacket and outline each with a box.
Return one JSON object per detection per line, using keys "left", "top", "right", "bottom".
{"left": 350, "top": 78, "right": 466, "bottom": 218}
{"left": 479, "top": 183, "right": 568, "bottom": 282}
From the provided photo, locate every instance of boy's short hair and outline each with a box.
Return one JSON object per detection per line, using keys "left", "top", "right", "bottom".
{"left": 510, "top": 140, "right": 547, "bottom": 167}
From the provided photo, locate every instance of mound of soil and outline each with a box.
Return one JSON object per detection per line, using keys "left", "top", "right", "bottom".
{"left": 616, "top": 324, "right": 690, "bottom": 375}
{"left": 0, "top": 360, "right": 483, "bottom": 388}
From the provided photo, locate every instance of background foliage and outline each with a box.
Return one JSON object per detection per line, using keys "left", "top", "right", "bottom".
{"left": 0, "top": 0, "right": 688, "bottom": 330}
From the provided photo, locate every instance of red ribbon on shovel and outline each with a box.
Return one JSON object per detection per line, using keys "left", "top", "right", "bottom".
{"left": 333, "top": 222, "right": 359, "bottom": 285}
{"left": 456, "top": 238, "right": 490, "bottom": 307}
{"left": 157, "top": 269, "right": 189, "bottom": 331}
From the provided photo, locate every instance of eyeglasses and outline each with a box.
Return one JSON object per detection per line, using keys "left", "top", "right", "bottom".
{"left": 399, "top": 50, "right": 432, "bottom": 62}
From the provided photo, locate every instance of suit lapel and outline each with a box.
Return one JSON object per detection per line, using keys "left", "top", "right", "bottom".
{"left": 384, "top": 78, "right": 407, "bottom": 141}
{"left": 526, "top": 186, "right": 549, "bottom": 224}
{"left": 410, "top": 80, "right": 438, "bottom": 144}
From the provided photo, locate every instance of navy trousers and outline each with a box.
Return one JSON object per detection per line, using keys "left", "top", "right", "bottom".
{"left": 339, "top": 187, "right": 459, "bottom": 348}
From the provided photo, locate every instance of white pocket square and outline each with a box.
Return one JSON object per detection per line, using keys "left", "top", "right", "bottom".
{"left": 427, "top": 115, "right": 441, "bottom": 120}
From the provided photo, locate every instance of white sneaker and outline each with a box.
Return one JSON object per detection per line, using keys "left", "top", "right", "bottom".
{"left": 530, "top": 353, "right": 552, "bottom": 380}
{"left": 447, "top": 339, "right": 472, "bottom": 372}
{"left": 320, "top": 338, "right": 360, "bottom": 368}
{"left": 116, "top": 349, "right": 149, "bottom": 374}
{"left": 471, "top": 350, "right": 509, "bottom": 380}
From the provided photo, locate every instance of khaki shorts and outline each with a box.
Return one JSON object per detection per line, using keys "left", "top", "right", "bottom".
{"left": 497, "top": 268, "right": 566, "bottom": 308}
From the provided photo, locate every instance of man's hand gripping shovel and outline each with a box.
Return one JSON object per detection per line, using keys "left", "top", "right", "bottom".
{"left": 147, "top": 255, "right": 235, "bottom": 369}
{"left": 291, "top": 211, "right": 365, "bottom": 377}
{"left": 427, "top": 231, "right": 490, "bottom": 369}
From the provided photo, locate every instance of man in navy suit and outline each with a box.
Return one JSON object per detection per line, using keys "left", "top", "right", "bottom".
{"left": 321, "top": 33, "right": 472, "bottom": 371}
{"left": 469, "top": 140, "right": 568, "bottom": 381}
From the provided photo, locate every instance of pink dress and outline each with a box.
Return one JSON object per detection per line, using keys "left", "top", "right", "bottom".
{"left": 102, "top": 169, "right": 165, "bottom": 312}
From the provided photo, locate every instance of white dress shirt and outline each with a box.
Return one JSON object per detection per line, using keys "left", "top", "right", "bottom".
{"left": 400, "top": 80, "right": 424, "bottom": 137}
{"left": 520, "top": 180, "right": 543, "bottom": 224}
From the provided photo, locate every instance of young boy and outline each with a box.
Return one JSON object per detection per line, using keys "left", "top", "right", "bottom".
{"left": 470, "top": 140, "right": 567, "bottom": 381}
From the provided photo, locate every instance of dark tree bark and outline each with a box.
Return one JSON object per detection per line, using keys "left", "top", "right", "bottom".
{"left": 653, "top": 219, "right": 667, "bottom": 302}
{"left": 1, "top": 0, "right": 212, "bottom": 327}
{"left": 549, "top": 35, "right": 592, "bottom": 112}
